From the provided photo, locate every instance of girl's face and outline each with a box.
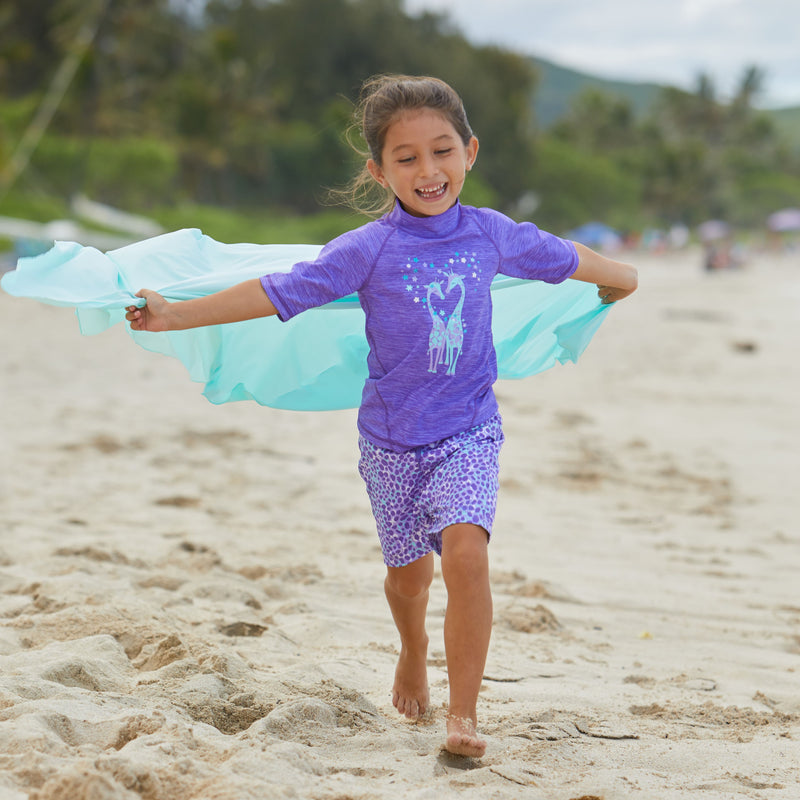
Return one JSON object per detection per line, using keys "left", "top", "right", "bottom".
{"left": 367, "top": 108, "right": 478, "bottom": 218}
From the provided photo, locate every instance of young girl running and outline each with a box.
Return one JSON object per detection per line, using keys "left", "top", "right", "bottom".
{"left": 125, "top": 74, "right": 638, "bottom": 758}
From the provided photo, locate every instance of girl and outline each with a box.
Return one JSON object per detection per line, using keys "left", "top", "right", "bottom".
{"left": 125, "top": 74, "right": 638, "bottom": 758}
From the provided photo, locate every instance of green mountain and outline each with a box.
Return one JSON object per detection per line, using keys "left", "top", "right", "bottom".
{"left": 530, "top": 56, "right": 664, "bottom": 127}
{"left": 772, "top": 106, "right": 800, "bottom": 148}
{"left": 530, "top": 56, "right": 800, "bottom": 147}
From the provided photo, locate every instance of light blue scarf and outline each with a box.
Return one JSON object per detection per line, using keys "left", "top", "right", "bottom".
{"left": 2, "top": 228, "right": 610, "bottom": 410}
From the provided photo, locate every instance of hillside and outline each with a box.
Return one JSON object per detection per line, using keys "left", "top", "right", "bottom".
{"left": 529, "top": 56, "right": 664, "bottom": 127}
{"left": 772, "top": 106, "right": 800, "bottom": 149}
{"left": 530, "top": 56, "right": 800, "bottom": 146}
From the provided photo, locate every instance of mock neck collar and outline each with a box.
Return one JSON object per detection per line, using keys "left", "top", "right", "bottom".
{"left": 387, "top": 200, "right": 462, "bottom": 238}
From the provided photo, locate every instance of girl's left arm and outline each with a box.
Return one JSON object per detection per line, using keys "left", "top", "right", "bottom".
{"left": 570, "top": 242, "right": 638, "bottom": 304}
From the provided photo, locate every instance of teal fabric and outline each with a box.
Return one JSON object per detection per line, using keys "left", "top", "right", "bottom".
{"left": 1, "top": 228, "right": 611, "bottom": 410}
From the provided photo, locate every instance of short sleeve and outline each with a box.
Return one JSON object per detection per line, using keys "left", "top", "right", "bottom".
{"left": 260, "top": 225, "right": 380, "bottom": 321}
{"left": 475, "top": 207, "right": 579, "bottom": 284}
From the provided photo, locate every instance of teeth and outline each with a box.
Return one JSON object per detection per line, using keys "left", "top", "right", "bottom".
{"left": 417, "top": 183, "right": 446, "bottom": 197}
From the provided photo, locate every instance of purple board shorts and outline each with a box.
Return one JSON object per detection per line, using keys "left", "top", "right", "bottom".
{"left": 358, "top": 414, "right": 504, "bottom": 567}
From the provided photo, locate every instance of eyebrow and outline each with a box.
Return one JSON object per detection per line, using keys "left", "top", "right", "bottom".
{"left": 390, "top": 133, "right": 456, "bottom": 154}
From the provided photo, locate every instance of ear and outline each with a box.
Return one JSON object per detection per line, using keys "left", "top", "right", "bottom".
{"left": 465, "top": 136, "right": 479, "bottom": 171}
{"left": 367, "top": 159, "right": 388, "bottom": 188}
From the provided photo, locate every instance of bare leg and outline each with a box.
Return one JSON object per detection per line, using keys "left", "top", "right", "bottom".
{"left": 384, "top": 553, "right": 434, "bottom": 718}
{"left": 440, "top": 523, "right": 492, "bottom": 758}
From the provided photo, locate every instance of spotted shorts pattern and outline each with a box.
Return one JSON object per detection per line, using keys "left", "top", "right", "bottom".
{"left": 358, "top": 414, "right": 504, "bottom": 567}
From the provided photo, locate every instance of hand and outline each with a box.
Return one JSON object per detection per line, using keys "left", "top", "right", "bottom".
{"left": 125, "top": 289, "right": 170, "bottom": 331}
{"left": 597, "top": 283, "right": 635, "bottom": 304}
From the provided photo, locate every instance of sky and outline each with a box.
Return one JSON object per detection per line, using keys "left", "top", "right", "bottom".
{"left": 404, "top": 0, "right": 800, "bottom": 109}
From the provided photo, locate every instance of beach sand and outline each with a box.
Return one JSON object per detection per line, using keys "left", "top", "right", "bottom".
{"left": 1, "top": 246, "right": 798, "bottom": 799}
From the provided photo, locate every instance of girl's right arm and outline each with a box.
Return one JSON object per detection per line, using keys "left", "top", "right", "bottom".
{"left": 125, "top": 278, "right": 278, "bottom": 332}
{"left": 570, "top": 243, "right": 638, "bottom": 304}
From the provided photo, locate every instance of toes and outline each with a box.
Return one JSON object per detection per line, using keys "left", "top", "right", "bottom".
{"left": 445, "top": 715, "right": 486, "bottom": 757}
{"left": 393, "top": 693, "right": 424, "bottom": 719}
{"left": 445, "top": 733, "right": 486, "bottom": 758}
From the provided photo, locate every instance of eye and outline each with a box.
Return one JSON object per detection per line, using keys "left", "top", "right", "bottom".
{"left": 397, "top": 156, "right": 415, "bottom": 164}
{"left": 435, "top": 148, "right": 453, "bottom": 156}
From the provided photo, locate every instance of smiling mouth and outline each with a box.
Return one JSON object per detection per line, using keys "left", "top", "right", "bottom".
{"left": 416, "top": 183, "right": 447, "bottom": 200}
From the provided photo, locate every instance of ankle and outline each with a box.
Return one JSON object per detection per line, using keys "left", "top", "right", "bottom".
{"left": 400, "top": 632, "right": 429, "bottom": 655}
{"left": 446, "top": 709, "right": 477, "bottom": 729}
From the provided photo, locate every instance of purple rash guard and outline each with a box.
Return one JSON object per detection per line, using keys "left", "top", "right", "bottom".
{"left": 260, "top": 201, "right": 578, "bottom": 451}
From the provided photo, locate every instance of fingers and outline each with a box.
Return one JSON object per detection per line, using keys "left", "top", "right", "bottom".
{"left": 597, "top": 286, "right": 614, "bottom": 304}
{"left": 125, "top": 289, "right": 168, "bottom": 331}
{"left": 125, "top": 304, "right": 143, "bottom": 322}
{"left": 597, "top": 284, "right": 624, "bottom": 304}
{"left": 125, "top": 310, "right": 145, "bottom": 330}
{"left": 126, "top": 295, "right": 149, "bottom": 329}
{"left": 125, "top": 289, "right": 151, "bottom": 326}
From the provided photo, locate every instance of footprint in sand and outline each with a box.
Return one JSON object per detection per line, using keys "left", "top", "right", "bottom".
{"left": 134, "top": 633, "right": 188, "bottom": 672}
{"left": 176, "top": 672, "right": 275, "bottom": 734}
{"left": 263, "top": 697, "right": 339, "bottom": 741}
{"left": 3, "top": 634, "right": 134, "bottom": 694}
{"left": 498, "top": 603, "right": 561, "bottom": 634}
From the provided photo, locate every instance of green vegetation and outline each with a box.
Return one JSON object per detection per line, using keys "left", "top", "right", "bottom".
{"left": 771, "top": 107, "right": 800, "bottom": 151}
{"left": 150, "top": 204, "right": 363, "bottom": 245}
{"left": 1, "top": 0, "right": 798, "bottom": 239}
{"left": 530, "top": 57, "right": 664, "bottom": 128}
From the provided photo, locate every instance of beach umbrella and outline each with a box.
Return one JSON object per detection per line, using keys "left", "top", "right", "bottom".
{"left": 766, "top": 208, "right": 800, "bottom": 232}
{"left": 565, "top": 221, "right": 621, "bottom": 250}
{"left": 697, "top": 220, "right": 731, "bottom": 242}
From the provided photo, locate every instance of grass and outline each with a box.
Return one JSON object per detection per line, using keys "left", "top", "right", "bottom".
{"left": 149, "top": 203, "right": 365, "bottom": 244}
{"left": 0, "top": 188, "right": 369, "bottom": 254}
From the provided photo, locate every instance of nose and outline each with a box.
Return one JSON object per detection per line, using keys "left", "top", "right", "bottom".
{"left": 417, "top": 153, "right": 436, "bottom": 178}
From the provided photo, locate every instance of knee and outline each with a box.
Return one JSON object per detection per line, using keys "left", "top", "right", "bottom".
{"left": 386, "top": 573, "right": 430, "bottom": 600}
{"left": 441, "top": 524, "right": 489, "bottom": 582}
{"left": 385, "top": 559, "right": 433, "bottom": 600}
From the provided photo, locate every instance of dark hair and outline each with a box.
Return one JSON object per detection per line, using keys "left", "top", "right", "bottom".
{"left": 339, "top": 74, "right": 474, "bottom": 217}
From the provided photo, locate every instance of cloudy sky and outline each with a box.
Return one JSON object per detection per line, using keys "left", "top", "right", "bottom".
{"left": 404, "top": 0, "right": 800, "bottom": 108}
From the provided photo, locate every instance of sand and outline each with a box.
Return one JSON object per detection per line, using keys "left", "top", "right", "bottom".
{"left": 0, "top": 246, "right": 798, "bottom": 799}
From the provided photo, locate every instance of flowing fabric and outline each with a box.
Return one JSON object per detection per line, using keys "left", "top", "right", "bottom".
{"left": 1, "top": 228, "right": 611, "bottom": 410}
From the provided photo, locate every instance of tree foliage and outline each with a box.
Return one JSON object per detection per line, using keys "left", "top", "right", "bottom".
{"left": 1, "top": 0, "right": 798, "bottom": 231}
{"left": 546, "top": 67, "right": 799, "bottom": 228}
{"left": 1, "top": 0, "right": 537, "bottom": 214}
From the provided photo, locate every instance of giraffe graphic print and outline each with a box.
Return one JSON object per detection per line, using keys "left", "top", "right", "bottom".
{"left": 401, "top": 249, "right": 485, "bottom": 376}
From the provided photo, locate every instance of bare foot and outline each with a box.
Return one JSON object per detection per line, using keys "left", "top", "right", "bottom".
{"left": 445, "top": 714, "right": 486, "bottom": 758}
{"left": 392, "top": 645, "right": 429, "bottom": 719}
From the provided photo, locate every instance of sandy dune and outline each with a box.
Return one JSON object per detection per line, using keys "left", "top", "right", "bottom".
{"left": 1, "top": 247, "right": 798, "bottom": 799}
